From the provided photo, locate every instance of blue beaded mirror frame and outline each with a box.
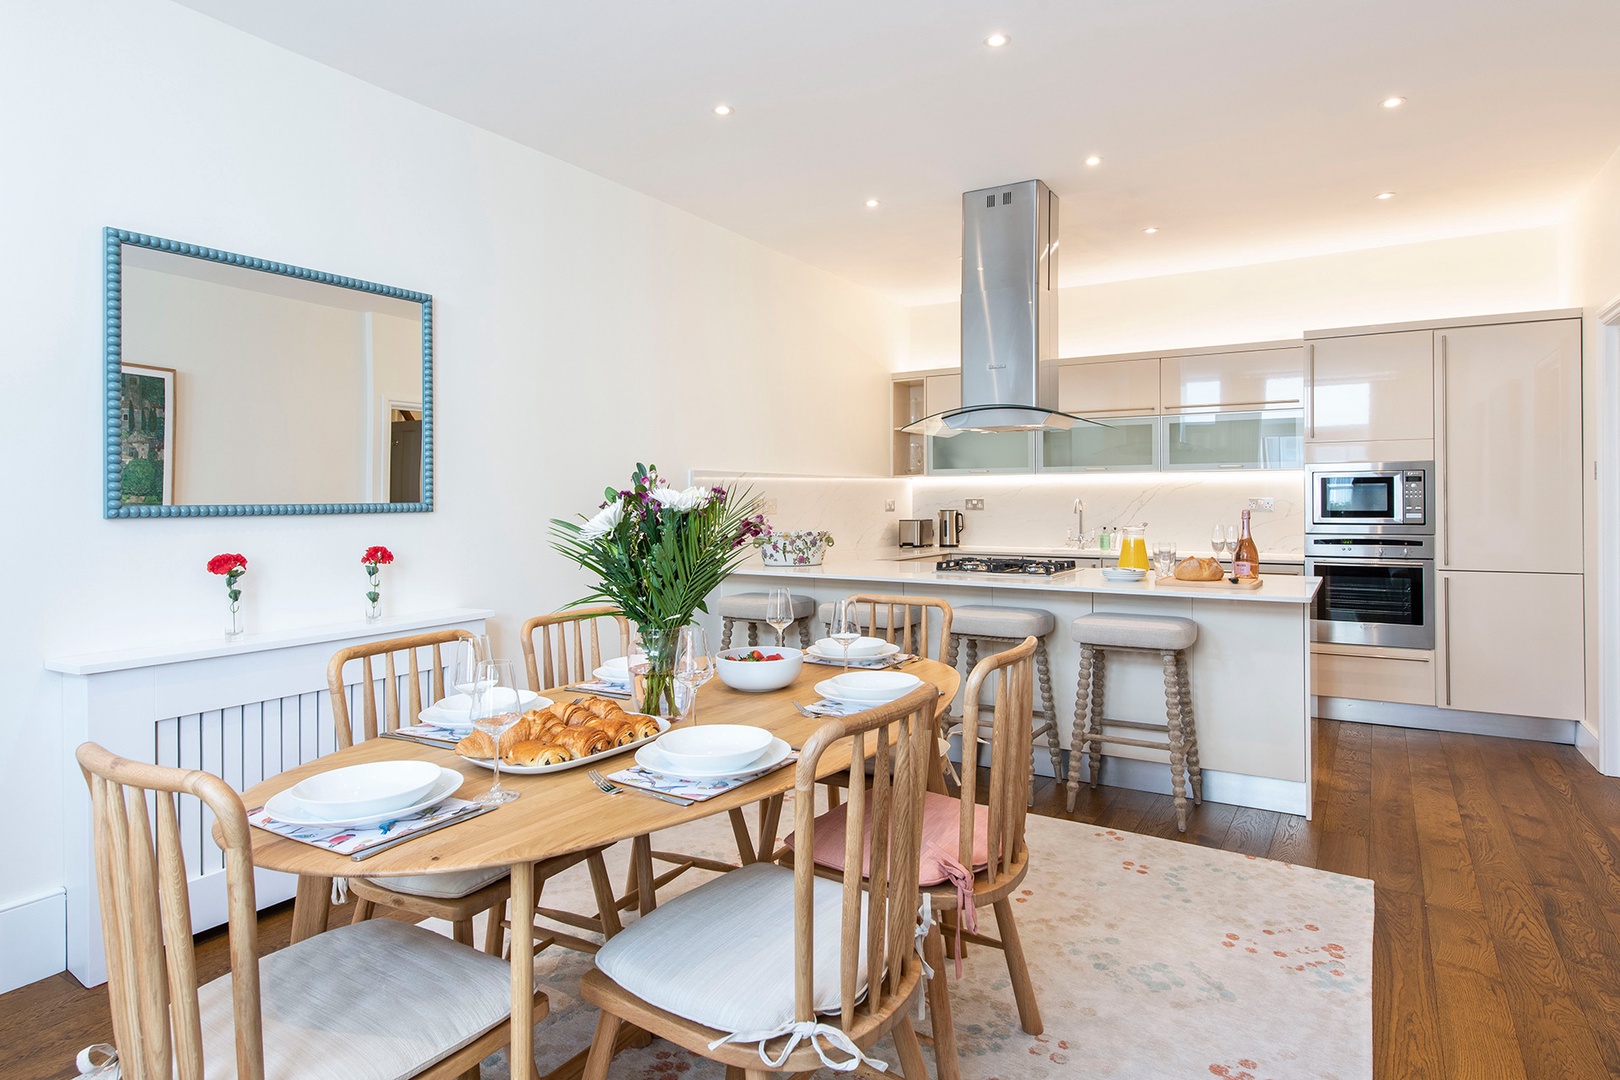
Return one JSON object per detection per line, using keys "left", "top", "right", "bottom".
{"left": 103, "top": 227, "right": 434, "bottom": 518}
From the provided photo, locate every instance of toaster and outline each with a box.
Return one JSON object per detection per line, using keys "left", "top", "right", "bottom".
{"left": 897, "top": 519, "right": 934, "bottom": 547}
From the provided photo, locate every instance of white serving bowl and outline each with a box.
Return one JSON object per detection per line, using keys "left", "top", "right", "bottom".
{"left": 814, "top": 636, "right": 890, "bottom": 658}
{"left": 715, "top": 646, "right": 804, "bottom": 692}
{"left": 288, "top": 760, "right": 443, "bottom": 821}
{"left": 656, "top": 724, "right": 774, "bottom": 773}
{"left": 594, "top": 657, "right": 630, "bottom": 683}
{"left": 826, "top": 670, "right": 922, "bottom": 702}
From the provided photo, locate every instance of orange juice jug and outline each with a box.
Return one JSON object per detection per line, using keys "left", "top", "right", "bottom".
{"left": 1118, "top": 524, "right": 1150, "bottom": 570}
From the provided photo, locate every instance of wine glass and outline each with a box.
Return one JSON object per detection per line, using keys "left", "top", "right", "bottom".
{"left": 765, "top": 587, "right": 795, "bottom": 647}
{"left": 1226, "top": 525, "right": 1239, "bottom": 561}
{"left": 827, "top": 600, "right": 861, "bottom": 675}
{"left": 673, "top": 625, "right": 715, "bottom": 724}
{"left": 451, "top": 634, "right": 490, "bottom": 698}
{"left": 470, "top": 659, "right": 521, "bottom": 805}
{"left": 1211, "top": 523, "right": 1228, "bottom": 564}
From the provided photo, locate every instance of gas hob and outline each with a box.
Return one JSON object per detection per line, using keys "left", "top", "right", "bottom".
{"left": 934, "top": 555, "right": 1078, "bottom": 576}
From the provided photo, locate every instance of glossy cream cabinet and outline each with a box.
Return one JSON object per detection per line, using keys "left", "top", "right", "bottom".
{"left": 1056, "top": 357, "right": 1159, "bottom": 415}
{"left": 1438, "top": 570, "right": 1585, "bottom": 720}
{"left": 1161, "top": 346, "right": 1304, "bottom": 412}
{"left": 1305, "top": 329, "right": 1434, "bottom": 446}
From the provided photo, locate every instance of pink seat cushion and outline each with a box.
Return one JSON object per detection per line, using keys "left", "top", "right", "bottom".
{"left": 786, "top": 790, "right": 989, "bottom": 935}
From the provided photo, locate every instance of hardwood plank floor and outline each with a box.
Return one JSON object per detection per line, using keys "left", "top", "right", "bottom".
{"left": 4, "top": 719, "right": 1618, "bottom": 1080}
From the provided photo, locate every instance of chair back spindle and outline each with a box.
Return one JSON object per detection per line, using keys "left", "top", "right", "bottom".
{"left": 521, "top": 606, "right": 630, "bottom": 691}
{"left": 327, "top": 629, "right": 478, "bottom": 748}
{"left": 958, "top": 636, "right": 1037, "bottom": 879}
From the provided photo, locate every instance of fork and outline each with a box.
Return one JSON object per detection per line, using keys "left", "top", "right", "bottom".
{"left": 587, "top": 769, "right": 694, "bottom": 806}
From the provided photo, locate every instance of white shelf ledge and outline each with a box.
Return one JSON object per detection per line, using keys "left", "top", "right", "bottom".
{"left": 44, "top": 607, "right": 495, "bottom": 676}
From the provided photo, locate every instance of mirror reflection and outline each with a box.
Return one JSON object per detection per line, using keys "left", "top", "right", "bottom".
{"left": 106, "top": 232, "right": 432, "bottom": 516}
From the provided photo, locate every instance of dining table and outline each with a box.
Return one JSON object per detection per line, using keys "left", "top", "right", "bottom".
{"left": 235, "top": 655, "right": 961, "bottom": 1080}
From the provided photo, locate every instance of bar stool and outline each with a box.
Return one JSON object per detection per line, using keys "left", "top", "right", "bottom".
{"left": 717, "top": 591, "right": 815, "bottom": 649}
{"left": 944, "top": 605, "right": 1063, "bottom": 797}
{"left": 1066, "top": 612, "right": 1203, "bottom": 831}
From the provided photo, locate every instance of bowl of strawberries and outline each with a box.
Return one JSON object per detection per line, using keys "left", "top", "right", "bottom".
{"left": 714, "top": 645, "right": 804, "bottom": 692}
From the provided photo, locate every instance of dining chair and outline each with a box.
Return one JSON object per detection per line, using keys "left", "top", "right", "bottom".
{"left": 521, "top": 605, "right": 630, "bottom": 692}
{"left": 327, "top": 631, "right": 622, "bottom": 957}
{"left": 791, "top": 637, "right": 1043, "bottom": 1080}
{"left": 828, "top": 593, "right": 954, "bottom": 663}
{"left": 577, "top": 684, "right": 943, "bottom": 1080}
{"left": 76, "top": 741, "right": 545, "bottom": 1080}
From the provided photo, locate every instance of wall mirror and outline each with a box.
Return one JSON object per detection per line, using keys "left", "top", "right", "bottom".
{"left": 104, "top": 228, "right": 433, "bottom": 517}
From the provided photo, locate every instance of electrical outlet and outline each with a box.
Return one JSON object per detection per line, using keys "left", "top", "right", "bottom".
{"left": 1247, "top": 497, "right": 1275, "bottom": 512}
{"left": 965, "top": 498, "right": 985, "bottom": 511}
{"left": 759, "top": 498, "right": 779, "bottom": 515}
{"left": 883, "top": 499, "right": 896, "bottom": 512}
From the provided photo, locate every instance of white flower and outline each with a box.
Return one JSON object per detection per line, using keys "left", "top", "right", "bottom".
{"left": 651, "top": 484, "right": 712, "bottom": 513}
{"left": 578, "top": 501, "right": 623, "bottom": 540}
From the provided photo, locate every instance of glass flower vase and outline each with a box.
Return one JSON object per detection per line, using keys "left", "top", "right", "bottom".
{"left": 226, "top": 601, "right": 243, "bottom": 641}
{"left": 365, "top": 593, "right": 381, "bottom": 623}
{"left": 631, "top": 624, "right": 678, "bottom": 717}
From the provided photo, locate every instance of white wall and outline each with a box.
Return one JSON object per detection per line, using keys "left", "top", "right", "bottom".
{"left": 0, "top": 0, "right": 904, "bottom": 990}
{"left": 906, "top": 226, "right": 1564, "bottom": 368}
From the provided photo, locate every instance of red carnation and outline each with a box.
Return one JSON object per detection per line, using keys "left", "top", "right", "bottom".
{"left": 362, "top": 546, "right": 394, "bottom": 567}
{"left": 207, "top": 553, "right": 247, "bottom": 576}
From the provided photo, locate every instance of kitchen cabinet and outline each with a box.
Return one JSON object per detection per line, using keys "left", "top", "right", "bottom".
{"left": 1041, "top": 414, "right": 1158, "bottom": 471}
{"left": 1437, "top": 318, "right": 1583, "bottom": 573}
{"left": 1163, "top": 410, "right": 1303, "bottom": 470}
{"left": 1161, "top": 347, "right": 1304, "bottom": 412}
{"left": 921, "top": 373, "right": 1038, "bottom": 474}
{"left": 1438, "top": 570, "right": 1584, "bottom": 721}
{"left": 1306, "top": 329, "right": 1433, "bottom": 446}
{"left": 890, "top": 376, "right": 927, "bottom": 476}
{"left": 925, "top": 374, "right": 960, "bottom": 415}
{"left": 1056, "top": 357, "right": 1159, "bottom": 415}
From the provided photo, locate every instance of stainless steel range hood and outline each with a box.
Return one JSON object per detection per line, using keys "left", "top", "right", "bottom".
{"left": 905, "top": 179, "right": 1091, "bottom": 437}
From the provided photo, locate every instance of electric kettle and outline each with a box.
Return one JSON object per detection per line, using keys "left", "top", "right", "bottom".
{"left": 938, "top": 509, "right": 965, "bottom": 548}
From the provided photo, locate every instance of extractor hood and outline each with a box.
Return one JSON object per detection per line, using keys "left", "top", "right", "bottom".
{"left": 904, "top": 179, "right": 1094, "bottom": 437}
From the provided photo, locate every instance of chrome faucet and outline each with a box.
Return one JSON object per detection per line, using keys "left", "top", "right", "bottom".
{"left": 1067, "top": 497, "right": 1085, "bottom": 547}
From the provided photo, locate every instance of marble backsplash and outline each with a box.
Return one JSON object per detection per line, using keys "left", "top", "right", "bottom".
{"left": 694, "top": 469, "right": 1306, "bottom": 558}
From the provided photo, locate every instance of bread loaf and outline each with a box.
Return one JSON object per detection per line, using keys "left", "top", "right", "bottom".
{"left": 1173, "top": 556, "right": 1225, "bottom": 582}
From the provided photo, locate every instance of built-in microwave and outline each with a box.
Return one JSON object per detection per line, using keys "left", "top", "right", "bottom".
{"left": 1306, "top": 462, "right": 1432, "bottom": 535}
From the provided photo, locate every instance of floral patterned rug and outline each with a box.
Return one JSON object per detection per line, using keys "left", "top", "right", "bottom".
{"left": 468, "top": 806, "right": 1372, "bottom": 1080}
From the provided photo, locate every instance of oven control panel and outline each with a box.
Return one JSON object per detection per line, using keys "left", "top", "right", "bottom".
{"left": 1402, "top": 472, "right": 1426, "bottom": 523}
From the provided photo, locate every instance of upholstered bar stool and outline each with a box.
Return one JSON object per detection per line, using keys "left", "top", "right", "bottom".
{"left": 1066, "top": 612, "right": 1203, "bottom": 832}
{"left": 717, "top": 591, "right": 816, "bottom": 648}
{"left": 944, "top": 605, "right": 1063, "bottom": 798}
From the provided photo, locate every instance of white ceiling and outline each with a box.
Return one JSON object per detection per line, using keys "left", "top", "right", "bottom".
{"left": 173, "top": 0, "right": 1620, "bottom": 305}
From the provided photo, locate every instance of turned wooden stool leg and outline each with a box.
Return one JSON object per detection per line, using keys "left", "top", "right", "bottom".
{"left": 1066, "top": 643, "right": 1092, "bottom": 811}
{"left": 1088, "top": 648, "right": 1106, "bottom": 788}
{"left": 1163, "top": 649, "right": 1190, "bottom": 832}
{"left": 720, "top": 617, "right": 735, "bottom": 649}
{"left": 797, "top": 618, "right": 812, "bottom": 648}
{"left": 945, "top": 633, "right": 961, "bottom": 668}
{"left": 964, "top": 638, "right": 980, "bottom": 670}
{"left": 746, "top": 621, "right": 759, "bottom": 647}
{"left": 1179, "top": 651, "right": 1203, "bottom": 803}
{"left": 1034, "top": 639, "right": 1062, "bottom": 778}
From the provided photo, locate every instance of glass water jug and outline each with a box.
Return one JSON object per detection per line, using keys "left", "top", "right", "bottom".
{"left": 1118, "top": 524, "right": 1150, "bottom": 570}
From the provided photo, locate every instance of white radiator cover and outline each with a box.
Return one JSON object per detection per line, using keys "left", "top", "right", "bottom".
{"left": 50, "top": 608, "right": 492, "bottom": 987}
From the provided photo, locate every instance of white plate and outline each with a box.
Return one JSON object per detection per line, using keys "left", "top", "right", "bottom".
{"left": 592, "top": 665, "right": 631, "bottom": 685}
{"left": 429, "top": 689, "right": 545, "bottom": 719}
{"left": 635, "top": 736, "right": 792, "bottom": 780}
{"left": 460, "top": 715, "right": 671, "bottom": 775}
{"left": 265, "top": 767, "right": 463, "bottom": 827}
{"left": 1101, "top": 567, "right": 1147, "bottom": 582}
{"left": 814, "top": 636, "right": 891, "bottom": 658}
{"left": 420, "top": 693, "right": 553, "bottom": 730}
{"left": 806, "top": 642, "right": 899, "bottom": 663}
{"left": 814, "top": 678, "right": 917, "bottom": 705}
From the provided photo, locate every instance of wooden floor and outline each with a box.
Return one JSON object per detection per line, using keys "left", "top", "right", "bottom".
{"left": 5, "top": 719, "right": 1619, "bottom": 1080}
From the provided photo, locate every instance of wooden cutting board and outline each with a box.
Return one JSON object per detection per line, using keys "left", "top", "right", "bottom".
{"left": 1161, "top": 575, "right": 1264, "bottom": 590}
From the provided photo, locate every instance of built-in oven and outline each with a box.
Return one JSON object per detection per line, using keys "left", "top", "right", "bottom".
{"left": 1307, "top": 461, "right": 1431, "bottom": 535}
{"left": 1305, "top": 534, "right": 1435, "bottom": 650}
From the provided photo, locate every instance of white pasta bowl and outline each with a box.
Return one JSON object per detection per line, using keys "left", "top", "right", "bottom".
{"left": 814, "top": 636, "right": 891, "bottom": 658}
{"left": 825, "top": 670, "right": 922, "bottom": 703}
{"left": 656, "top": 724, "right": 774, "bottom": 773}
{"left": 715, "top": 647, "right": 804, "bottom": 692}
{"left": 288, "top": 760, "right": 443, "bottom": 821}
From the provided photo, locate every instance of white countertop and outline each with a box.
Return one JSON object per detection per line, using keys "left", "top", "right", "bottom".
{"left": 736, "top": 558, "right": 1319, "bottom": 604}
{"left": 878, "top": 544, "right": 1305, "bottom": 564}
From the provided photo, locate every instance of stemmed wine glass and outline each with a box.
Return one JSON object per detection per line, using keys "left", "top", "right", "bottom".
{"left": 1226, "top": 525, "right": 1239, "bottom": 562}
{"left": 451, "top": 634, "right": 491, "bottom": 698}
{"left": 470, "top": 659, "right": 521, "bottom": 805}
{"left": 674, "top": 625, "right": 715, "bottom": 724}
{"left": 1211, "top": 523, "right": 1229, "bottom": 565}
{"left": 765, "top": 587, "right": 795, "bottom": 647}
{"left": 827, "top": 600, "right": 861, "bottom": 675}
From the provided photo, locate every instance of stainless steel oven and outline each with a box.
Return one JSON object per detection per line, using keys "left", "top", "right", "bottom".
{"left": 1307, "top": 461, "right": 1431, "bottom": 535}
{"left": 1305, "top": 534, "right": 1435, "bottom": 649}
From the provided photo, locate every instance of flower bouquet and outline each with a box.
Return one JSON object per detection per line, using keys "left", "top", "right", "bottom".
{"left": 550, "top": 465, "right": 765, "bottom": 715}
{"left": 756, "top": 527, "right": 835, "bottom": 566}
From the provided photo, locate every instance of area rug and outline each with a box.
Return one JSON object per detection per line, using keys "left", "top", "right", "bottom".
{"left": 465, "top": 807, "right": 1373, "bottom": 1080}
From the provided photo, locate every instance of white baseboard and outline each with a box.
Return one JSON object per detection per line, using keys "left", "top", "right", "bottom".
{"left": 1575, "top": 720, "right": 1602, "bottom": 771}
{"left": 1317, "top": 697, "right": 1578, "bottom": 742}
{"left": 1, "top": 889, "right": 66, "bottom": 994}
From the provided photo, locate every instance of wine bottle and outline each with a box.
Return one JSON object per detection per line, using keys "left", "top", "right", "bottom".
{"left": 1232, "top": 509, "right": 1260, "bottom": 580}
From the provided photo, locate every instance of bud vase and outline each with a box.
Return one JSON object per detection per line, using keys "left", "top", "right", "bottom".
{"left": 226, "top": 602, "right": 243, "bottom": 641}
{"left": 365, "top": 594, "right": 381, "bottom": 623}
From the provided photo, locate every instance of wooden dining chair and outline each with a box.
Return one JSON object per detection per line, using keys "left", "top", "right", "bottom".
{"left": 76, "top": 742, "right": 545, "bottom": 1080}
{"left": 521, "top": 605, "right": 630, "bottom": 692}
{"left": 578, "top": 684, "right": 943, "bottom": 1080}
{"left": 830, "top": 593, "right": 954, "bottom": 663}
{"left": 327, "top": 631, "right": 621, "bottom": 957}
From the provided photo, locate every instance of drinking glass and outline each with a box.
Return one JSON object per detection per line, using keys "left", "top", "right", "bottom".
{"left": 1226, "top": 525, "right": 1239, "bottom": 559}
{"left": 1211, "top": 523, "right": 1228, "bottom": 563}
{"left": 765, "top": 587, "right": 795, "bottom": 647}
{"left": 827, "top": 600, "right": 862, "bottom": 674}
{"left": 674, "top": 625, "right": 715, "bottom": 724}
{"left": 470, "top": 659, "right": 521, "bottom": 805}
{"left": 450, "top": 634, "right": 490, "bottom": 697}
{"left": 1152, "top": 542, "right": 1178, "bottom": 577}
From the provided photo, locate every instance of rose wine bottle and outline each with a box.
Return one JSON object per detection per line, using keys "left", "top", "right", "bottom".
{"left": 1232, "top": 509, "right": 1260, "bottom": 580}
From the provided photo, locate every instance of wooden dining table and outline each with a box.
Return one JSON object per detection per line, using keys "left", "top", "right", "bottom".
{"left": 236, "top": 657, "right": 960, "bottom": 1080}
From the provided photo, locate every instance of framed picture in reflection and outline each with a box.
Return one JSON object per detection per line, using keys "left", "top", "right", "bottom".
{"left": 118, "top": 363, "right": 175, "bottom": 506}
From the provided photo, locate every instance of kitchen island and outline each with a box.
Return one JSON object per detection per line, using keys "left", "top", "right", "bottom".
{"left": 707, "top": 556, "right": 1321, "bottom": 816}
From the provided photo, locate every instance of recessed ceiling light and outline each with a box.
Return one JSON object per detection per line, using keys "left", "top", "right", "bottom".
{"left": 984, "top": 32, "right": 1010, "bottom": 48}
{"left": 1142, "top": 227, "right": 1159, "bottom": 234}
{"left": 865, "top": 198, "right": 880, "bottom": 208}
{"left": 1375, "top": 191, "right": 1396, "bottom": 200}
{"left": 713, "top": 104, "right": 733, "bottom": 116}
{"left": 1085, "top": 155, "right": 1103, "bottom": 167}
{"left": 1381, "top": 96, "right": 1406, "bottom": 109}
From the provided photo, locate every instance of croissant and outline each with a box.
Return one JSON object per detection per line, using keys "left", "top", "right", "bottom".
{"left": 562, "top": 702, "right": 598, "bottom": 727}
{"left": 555, "top": 725, "right": 614, "bottom": 758}
{"left": 592, "top": 718, "right": 642, "bottom": 746}
{"left": 455, "top": 730, "right": 497, "bottom": 759}
{"left": 628, "top": 715, "right": 662, "bottom": 741}
{"left": 585, "top": 697, "right": 627, "bottom": 721}
{"left": 507, "top": 741, "right": 575, "bottom": 766}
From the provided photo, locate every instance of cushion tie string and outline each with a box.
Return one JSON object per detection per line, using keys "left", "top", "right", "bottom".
{"left": 931, "top": 850, "right": 977, "bottom": 978}
{"left": 914, "top": 893, "right": 935, "bottom": 980}
{"left": 708, "top": 1020, "right": 888, "bottom": 1073}
{"left": 330, "top": 876, "right": 349, "bottom": 905}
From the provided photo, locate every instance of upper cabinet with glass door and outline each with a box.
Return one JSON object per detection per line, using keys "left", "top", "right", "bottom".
{"left": 1043, "top": 356, "right": 1159, "bottom": 471}
{"left": 921, "top": 372, "right": 1037, "bottom": 474}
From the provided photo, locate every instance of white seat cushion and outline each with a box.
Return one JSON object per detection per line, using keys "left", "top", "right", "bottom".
{"left": 593, "top": 861, "right": 866, "bottom": 1034}
{"left": 817, "top": 601, "right": 920, "bottom": 630}
{"left": 717, "top": 592, "right": 815, "bottom": 620}
{"left": 360, "top": 864, "right": 508, "bottom": 900}
{"left": 197, "top": 919, "right": 514, "bottom": 1080}
{"left": 1071, "top": 612, "right": 1198, "bottom": 651}
{"left": 951, "top": 604, "right": 1055, "bottom": 639}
